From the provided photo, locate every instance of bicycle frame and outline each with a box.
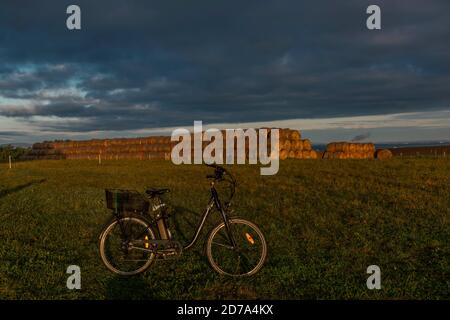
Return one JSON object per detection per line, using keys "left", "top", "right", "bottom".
{"left": 183, "top": 182, "right": 236, "bottom": 250}
{"left": 110, "top": 170, "right": 238, "bottom": 254}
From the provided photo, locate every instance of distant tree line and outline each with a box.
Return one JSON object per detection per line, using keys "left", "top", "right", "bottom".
{"left": 0, "top": 145, "right": 30, "bottom": 162}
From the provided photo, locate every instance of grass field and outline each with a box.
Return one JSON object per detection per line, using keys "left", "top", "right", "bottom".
{"left": 0, "top": 159, "right": 449, "bottom": 299}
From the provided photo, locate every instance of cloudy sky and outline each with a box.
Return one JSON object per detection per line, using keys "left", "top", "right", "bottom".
{"left": 0, "top": 0, "right": 449, "bottom": 144}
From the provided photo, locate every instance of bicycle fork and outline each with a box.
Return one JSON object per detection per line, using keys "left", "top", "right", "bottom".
{"left": 213, "top": 189, "right": 238, "bottom": 249}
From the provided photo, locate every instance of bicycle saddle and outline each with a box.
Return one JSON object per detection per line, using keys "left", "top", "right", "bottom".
{"left": 145, "top": 188, "right": 170, "bottom": 196}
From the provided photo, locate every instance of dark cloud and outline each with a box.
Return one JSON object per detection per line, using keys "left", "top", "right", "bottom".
{"left": 0, "top": 131, "right": 26, "bottom": 136}
{"left": 351, "top": 132, "right": 371, "bottom": 142}
{"left": 0, "top": 0, "right": 449, "bottom": 134}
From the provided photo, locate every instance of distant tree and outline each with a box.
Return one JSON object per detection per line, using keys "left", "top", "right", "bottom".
{"left": 0, "top": 145, "right": 31, "bottom": 162}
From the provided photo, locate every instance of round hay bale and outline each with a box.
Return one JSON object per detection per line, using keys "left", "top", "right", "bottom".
{"left": 302, "top": 150, "right": 311, "bottom": 159}
{"left": 290, "top": 140, "right": 299, "bottom": 150}
{"left": 327, "top": 143, "right": 336, "bottom": 152}
{"left": 335, "top": 142, "right": 345, "bottom": 152}
{"left": 349, "top": 143, "right": 356, "bottom": 153}
{"left": 296, "top": 140, "right": 304, "bottom": 151}
{"left": 376, "top": 149, "right": 393, "bottom": 160}
{"left": 334, "top": 151, "right": 345, "bottom": 159}
{"left": 343, "top": 143, "right": 350, "bottom": 153}
{"left": 279, "top": 149, "right": 288, "bottom": 160}
{"left": 288, "top": 140, "right": 296, "bottom": 150}
{"left": 310, "top": 150, "right": 318, "bottom": 159}
{"left": 142, "top": 137, "right": 156, "bottom": 144}
{"left": 303, "top": 139, "right": 312, "bottom": 151}
{"left": 289, "top": 130, "right": 301, "bottom": 141}
{"left": 280, "top": 139, "right": 291, "bottom": 151}
{"left": 295, "top": 150, "right": 303, "bottom": 159}
{"left": 288, "top": 150, "right": 296, "bottom": 158}
{"left": 279, "top": 129, "right": 291, "bottom": 140}
{"left": 159, "top": 136, "right": 172, "bottom": 144}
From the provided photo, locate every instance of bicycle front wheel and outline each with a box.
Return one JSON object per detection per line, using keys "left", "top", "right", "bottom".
{"left": 206, "top": 218, "right": 267, "bottom": 277}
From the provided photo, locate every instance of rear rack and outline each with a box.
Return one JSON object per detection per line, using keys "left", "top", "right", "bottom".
{"left": 105, "top": 189, "right": 149, "bottom": 213}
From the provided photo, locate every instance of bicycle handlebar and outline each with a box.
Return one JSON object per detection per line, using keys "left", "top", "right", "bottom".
{"left": 206, "top": 164, "right": 236, "bottom": 204}
{"left": 206, "top": 164, "right": 232, "bottom": 181}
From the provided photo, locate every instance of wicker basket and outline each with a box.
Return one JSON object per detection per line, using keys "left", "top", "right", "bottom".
{"left": 105, "top": 189, "right": 149, "bottom": 213}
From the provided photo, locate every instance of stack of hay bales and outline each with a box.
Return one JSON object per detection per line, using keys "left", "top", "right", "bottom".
{"left": 275, "top": 129, "right": 317, "bottom": 160}
{"left": 26, "top": 128, "right": 319, "bottom": 162}
{"left": 323, "top": 142, "right": 375, "bottom": 159}
{"left": 27, "top": 136, "right": 173, "bottom": 161}
{"left": 175, "top": 128, "right": 311, "bottom": 161}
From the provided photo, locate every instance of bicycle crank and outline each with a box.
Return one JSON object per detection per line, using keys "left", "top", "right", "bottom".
{"left": 131, "top": 239, "right": 183, "bottom": 255}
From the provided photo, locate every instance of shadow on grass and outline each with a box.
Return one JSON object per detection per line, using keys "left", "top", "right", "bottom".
{"left": 0, "top": 179, "right": 46, "bottom": 200}
{"left": 105, "top": 275, "right": 157, "bottom": 299}
{"left": 171, "top": 205, "right": 201, "bottom": 243}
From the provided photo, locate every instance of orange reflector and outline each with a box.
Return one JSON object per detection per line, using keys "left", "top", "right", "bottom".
{"left": 245, "top": 233, "right": 255, "bottom": 245}
{"left": 144, "top": 235, "right": 149, "bottom": 249}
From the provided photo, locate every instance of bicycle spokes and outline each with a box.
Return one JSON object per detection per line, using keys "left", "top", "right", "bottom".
{"left": 208, "top": 220, "right": 265, "bottom": 276}
{"left": 103, "top": 218, "right": 154, "bottom": 273}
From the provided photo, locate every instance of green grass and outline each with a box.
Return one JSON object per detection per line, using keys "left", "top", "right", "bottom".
{"left": 0, "top": 159, "right": 449, "bottom": 299}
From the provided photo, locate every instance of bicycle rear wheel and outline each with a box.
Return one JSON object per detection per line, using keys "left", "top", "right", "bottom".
{"left": 206, "top": 218, "right": 267, "bottom": 276}
{"left": 99, "top": 214, "right": 156, "bottom": 276}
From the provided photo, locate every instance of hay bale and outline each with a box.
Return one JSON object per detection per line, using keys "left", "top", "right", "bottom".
{"left": 290, "top": 140, "right": 302, "bottom": 151}
{"left": 295, "top": 150, "right": 303, "bottom": 159}
{"left": 288, "top": 150, "right": 296, "bottom": 158}
{"left": 343, "top": 143, "right": 350, "bottom": 153}
{"left": 279, "top": 129, "right": 291, "bottom": 140}
{"left": 310, "top": 150, "right": 318, "bottom": 159}
{"left": 327, "top": 142, "right": 349, "bottom": 153}
{"left": 366, "top": 151, "right": 375, "bottom": 159}
{"left": 280, "top": 139, "right": 291, "bottom": 151}
{"left": 302, "top": 139, "right": 312, "bottom": 151}
{"left": 289, "top": 130, "right": 301, "bottom": 141}
{"left": 335, "top": 142, "right": 345, "bottom": 152}
{"left": 334, "top": 151, "right": 345, "bottom": 159}
{"left": 302, "top": 150, "right": 311, "bottom": 159}
{"left": 327, "top": 143, "right": 336, "bottom": 153}
{"left": 279, "top": 149, "right": 288, "bottom": 160}
{"left": 375, "top": 149, "right": 393, "bottom": 160}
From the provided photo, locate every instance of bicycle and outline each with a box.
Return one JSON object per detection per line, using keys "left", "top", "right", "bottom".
{"left": 98, "top": 164, "right": 267, "bottom": 277}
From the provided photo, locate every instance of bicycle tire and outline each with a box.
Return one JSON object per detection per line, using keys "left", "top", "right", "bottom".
{"left": 205, "top": 217, "right": 267, "bottom": 277}
{"left": 99, "top": 214, "right": 156, "bottom": 276}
